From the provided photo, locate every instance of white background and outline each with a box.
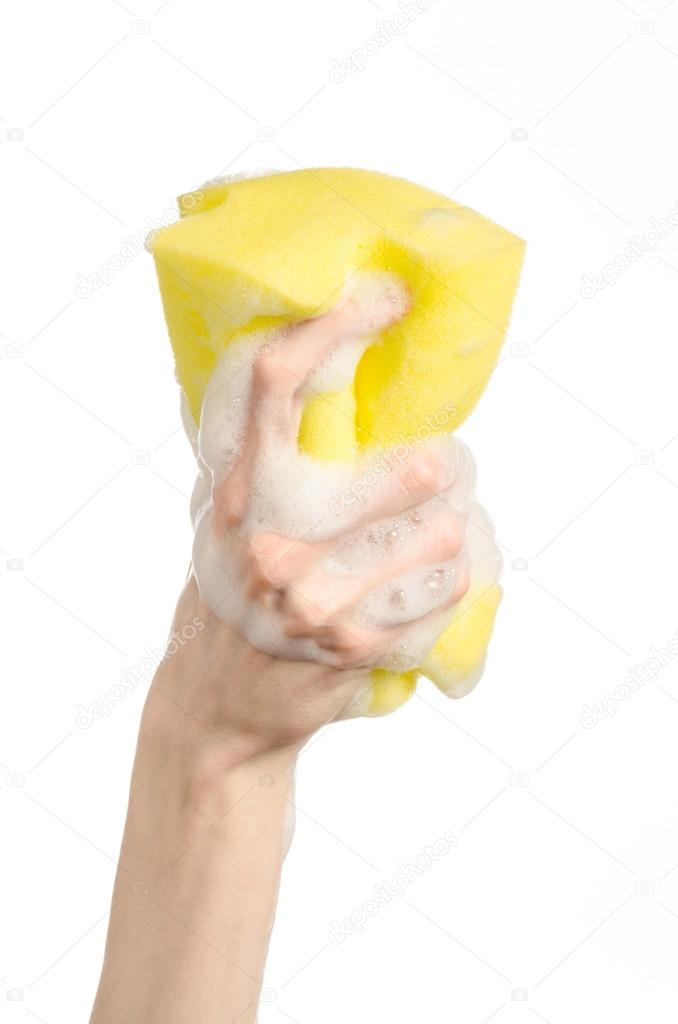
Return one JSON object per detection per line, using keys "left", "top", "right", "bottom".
{"left": 2, "top": 0, "right": 678, "bottom": 1021}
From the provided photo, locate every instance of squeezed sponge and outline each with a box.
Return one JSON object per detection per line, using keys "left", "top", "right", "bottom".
{"left": 151, "top": 167, "right": 524, "bottom": 715}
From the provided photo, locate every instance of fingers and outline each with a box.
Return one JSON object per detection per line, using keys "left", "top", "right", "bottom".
{"left": 214, "top": 499, "right": 471, "bottom": 670}
{"left": 284, "top": 596, "right": 409, "bottom": 669}
{"left": 337, "top": 504, "right": 463, "bottom": 578}
{"left": 251, "top": 278, "right": 409, "bottom": 444}
{"left": 212, "top": 279, "right": 410, "bottom": 536}
{"left": 211, "top": 311, "right": 348, "bottom": 535}
{"left": 349, "top": 447, "right": 458, "bottom": 533}
{"left": 364, "top": 560, "right": 471, "bottom": 631}
{"left": 236, "top": 437, "right": 467, "bottom": 664}
{"left": 205, "top": 271, "right": 469, "bottom": 668}
{"left": 242, "top": 511, "right": 469, "bottom": 668}
{"left": 277, "top": 563, "right": 470, "bottom": 671}
{"left": 246, "top": 500, "right": 461, "bottom": 606}
{"left": 315, "top": 622, "right": 407, "bottom": 669}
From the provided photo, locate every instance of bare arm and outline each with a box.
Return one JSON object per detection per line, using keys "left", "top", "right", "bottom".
{"left": 90, "top": 585, "right": 363, "bottom": 1024}
{"left": 91, "top": 296, "right": 466, "bottom": 1023}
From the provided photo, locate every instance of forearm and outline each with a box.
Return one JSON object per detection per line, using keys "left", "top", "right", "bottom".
{"left": 91, "top": 682, "right": 298, "bottom": 1024}
{"left": 89, "top": 275, "right": 471, "bottom": 1021}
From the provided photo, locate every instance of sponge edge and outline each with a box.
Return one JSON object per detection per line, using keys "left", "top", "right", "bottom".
{"left": 422, "top": 582, "right": 503, "bottom": 696}
{"left": 151, "top": 168, "right": 524, "bottom": 714}
{"left": 367, "top": 669, "right": 418, "bottom": 717}
{"left": 153, "top": 167, "right": 525, "bottom": 442}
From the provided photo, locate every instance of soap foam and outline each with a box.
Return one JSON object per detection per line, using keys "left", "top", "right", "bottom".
{"left": 189, "top": 271, "right": 502, "bottom": 674}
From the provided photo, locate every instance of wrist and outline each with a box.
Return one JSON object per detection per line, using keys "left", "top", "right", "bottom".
{"left": 117, "top": 699, "right": 298, "bottom": 884}
{"left": 139, "top": 672, "right": 300, "bottom": 801}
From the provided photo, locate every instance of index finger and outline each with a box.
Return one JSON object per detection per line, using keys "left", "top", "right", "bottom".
{"left": 213, "top": 274, "right": 410, "bottom": 531}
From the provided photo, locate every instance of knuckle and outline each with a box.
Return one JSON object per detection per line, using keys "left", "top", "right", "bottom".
{"left": 248, "top": 553, "right": 278, "bottom": 587}
{"left": 342, "top": 649, "right": 373, "bottom": 669}
{"left": 400, "top": 451, "right": 444, "bottom": 498}
{"left": 337, "top": 634, "right": 374, "bottom": 666}
{"left": 435, "top": 537, "right": 459, "bottom": 563}
{"left": 282, "top": 590, "right": 325, "bottom": 631}
{"left": 253, "top": 353, "right": 289, "bottom": 396}
{"left": 249, "top": 537, "right": 281, "bottom": 581}
{"left": 212, "top": 483, "right": 244, "bottom": 531}
{"left": 314, "top": 624, "right": 341, "bottom": 649}
{"left": 433, "top": 522, "right": 461, "bottom": 561}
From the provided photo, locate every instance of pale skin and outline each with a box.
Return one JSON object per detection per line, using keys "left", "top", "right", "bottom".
{"left": 90, "top": 292, "right": 469, "bottom": 1023}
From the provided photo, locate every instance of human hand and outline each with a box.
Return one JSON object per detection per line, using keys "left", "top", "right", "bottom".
{"left": 93, "top": 284, "right": 473, "bottom": 1024}
{"left": 148, "top": 285, "right": 471, "bottom": 765}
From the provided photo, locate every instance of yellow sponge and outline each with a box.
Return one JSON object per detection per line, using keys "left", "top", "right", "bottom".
{"left": 152, "top": 167, "right": 524, "bottom": 714}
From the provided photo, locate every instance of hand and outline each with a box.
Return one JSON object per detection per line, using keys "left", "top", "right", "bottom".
{"left": 92, "top": 282, "right": 473, "bottom": 1024}
{"left": 147, "top": 286, "right": 470, "bottom": 766}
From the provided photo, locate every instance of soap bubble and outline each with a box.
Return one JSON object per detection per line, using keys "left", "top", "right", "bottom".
{"left": 189, "top": 273, "right": 502, "bottom": 675}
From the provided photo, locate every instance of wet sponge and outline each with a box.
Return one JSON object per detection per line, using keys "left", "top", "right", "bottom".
{"left": 151, "top": 167, "right": 524, "bottom": 715}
